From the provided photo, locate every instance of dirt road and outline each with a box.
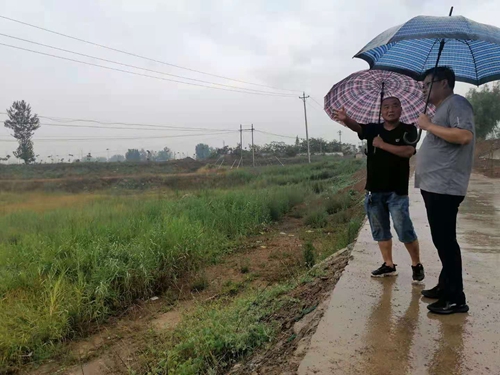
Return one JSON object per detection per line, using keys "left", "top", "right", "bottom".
{"left": 298, "top": 173, "right": 500, "bottom": 374}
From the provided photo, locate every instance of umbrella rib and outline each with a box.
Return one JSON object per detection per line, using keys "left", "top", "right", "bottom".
{"left": 463, "top": 40, "right": 479, "bottom": 85}
{"left": 421, "top": 39, "right": 440, "bottom": 75}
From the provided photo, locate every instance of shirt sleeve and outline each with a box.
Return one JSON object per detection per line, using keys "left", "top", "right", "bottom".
{"left": 449, "top": 98, "right": 475, "bottom": 133}
{"left": 358, "top": 124, "right": 376, "bottom": 140}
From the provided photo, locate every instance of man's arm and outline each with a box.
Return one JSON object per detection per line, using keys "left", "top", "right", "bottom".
{"left": 424, "top": 125, "right": 473, "bottom": 145}
{"left": 417, "top": 98, "right": 475, "bottom": 145}
{"left": 342, "top": 117, "right": 363, "bottom": 135}
{"left": 333, "top": 107, "right": 363, "bottom": 134}
{"left": 372, "top": 135, "right": 415, "bottom": 158}
{"left": 378, "top": 143, "right": 416, "bottom": 158}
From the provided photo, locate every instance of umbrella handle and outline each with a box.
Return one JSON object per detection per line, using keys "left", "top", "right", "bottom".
{"left": 403, "top": 128, "right": 422, "bottom": 145}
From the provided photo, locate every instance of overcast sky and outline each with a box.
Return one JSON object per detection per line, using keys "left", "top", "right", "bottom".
{"left": 0, "top": 0, "right": 499, "bottom": 162}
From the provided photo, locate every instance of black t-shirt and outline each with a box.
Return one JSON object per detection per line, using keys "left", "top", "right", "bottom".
{"left": 358, "top": 122, "right": 417, "bottom": 196}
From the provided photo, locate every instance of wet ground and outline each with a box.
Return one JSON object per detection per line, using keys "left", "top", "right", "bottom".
{"left": 298, "top": 173, "right": 500, "bottom": 375}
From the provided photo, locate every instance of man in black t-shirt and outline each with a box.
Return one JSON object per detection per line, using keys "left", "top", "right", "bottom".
{"left": 333, "top": 97, "right": 424, "bottom": 281}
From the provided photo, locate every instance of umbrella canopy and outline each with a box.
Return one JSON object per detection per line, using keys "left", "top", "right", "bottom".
{"left": 324, "top": 70, "right": 433, "bottom": 125}
{"left": 354, "top": 15, "right": 500, "bottom": 86}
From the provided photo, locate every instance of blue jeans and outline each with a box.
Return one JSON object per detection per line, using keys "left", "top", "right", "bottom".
{"left": 364, "top": 192, "right": 417, "bottom": 243}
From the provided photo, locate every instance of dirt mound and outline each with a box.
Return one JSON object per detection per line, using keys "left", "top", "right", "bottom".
{"left": 474, "top": 139, "right": 500, "bottom": 179}
{"left": 475, "top": 139, "right": 500, "bottom": 158}
{"left": 167, "top": 157, "right": 205, "bottom": 172}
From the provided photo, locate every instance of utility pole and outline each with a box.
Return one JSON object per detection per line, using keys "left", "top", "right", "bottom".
{"left": 299, "top": 92, "right": 311, "bottom": 163}
{"left": 338, "top": 130, "right": 342, "bottom": 144}
{"left": 106, "top": 148, "right": 110, "bottom": 162}
{"left": 251, "top": 124, "right": 255, "bottom": 167}
{"left": 239, "top": 124, "right": 243, "bottom": 167}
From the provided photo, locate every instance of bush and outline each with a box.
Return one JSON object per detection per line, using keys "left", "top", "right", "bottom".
{"left": 304, "top": 209, "right": 328, "bottom": 228}
{"left": 325, "top": 192, "right": 353, "bottom": 214}
{"left": 303, "top": 242, "right": 316, "bottom": 269}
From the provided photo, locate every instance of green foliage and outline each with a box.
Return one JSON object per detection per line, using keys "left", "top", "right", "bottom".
{"left": 304, "top": 209, "right": 327, "bottom": 228}
{"left": 303, "top": 242, "right": 316, "bottom": 269}
{"left": 0, "top": 185, "right": 306, "bottom": 368}
{"left": 191, "top": 276, "right": 209, "bottom": 292}
{"left": 155, "top": 147, "right": 173, "bottom": 161}
{"left": 195, "top": 143, "right": 212, "bottom": 160}
{"left": 466, "top": 82, "right": 500, "bottom": 139}
{"left": 126, "top": 149, "right": 141, "bottom": 161}
{"left": 325, "top": 192, "right": 354, "bottom": 215}
{"left": 3, "top": 100, "right": 40, "bottom": 164}
{"left": 0, "top": 158, "right": 364, "bottom": 370}
{"left": 144, "top": 285, "right": 292, "bottom": 374}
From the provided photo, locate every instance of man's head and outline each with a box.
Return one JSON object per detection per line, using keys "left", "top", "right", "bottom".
{"left": 381, "top": 96, "right": 402, "bottom": 124}
{"left": 422, "top": 67, "right": 455, "bottom": 105}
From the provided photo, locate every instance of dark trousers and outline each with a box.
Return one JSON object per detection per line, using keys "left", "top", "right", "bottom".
{"left": 421, "top": 190, "right": 466, "bottom": 304}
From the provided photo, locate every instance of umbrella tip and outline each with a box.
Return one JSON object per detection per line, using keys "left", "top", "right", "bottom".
{"left": 449, "top": 6, "right": 454, "bottom": 16}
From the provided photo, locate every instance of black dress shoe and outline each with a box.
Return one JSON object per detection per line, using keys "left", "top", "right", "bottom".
{"left": 427, "top": 300, "right": 469, "bottom": 315}
{"left": 421, "top": 285, "right": 441, "bottom": 299}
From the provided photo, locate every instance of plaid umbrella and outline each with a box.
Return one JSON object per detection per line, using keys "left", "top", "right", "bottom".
{"left": 324, "top": 69, "right": 434, "bottom": 125}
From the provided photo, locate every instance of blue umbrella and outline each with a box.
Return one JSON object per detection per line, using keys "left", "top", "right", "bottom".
{"left": 354, "top": 8, "right": 500, "bottom": 143}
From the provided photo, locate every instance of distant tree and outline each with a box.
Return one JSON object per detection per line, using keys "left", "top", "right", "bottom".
{"left": 295, "top": 136, "right": 300, "bottom": 147}
{"left": 139, "top": 148, "right": 149, "bottom": 161}
{"left": 109, "top": 154, "right": 125, "bottom": 162}
{"left": 95, "top": 157, "right": 107, "bottom": 163}
{"left": 211, "top": 145, "right": 233, "bottom": 157}
{"left": 195, "top": 143, "right": 211, "bottom": 159}
{"left": 327, "top": 140, "right": 342, "bottom": 152}
{"left": 155, "top": 147, "right": 173, "bottom": 161}
{"left": 284, "top": 145, "right": 298, "bottom": 157}
{"left": 466, "top": 82, "right": 500, "bottom": 139}
{"left": 3, "top": 100, "right": 40, "bottom": 164}
{"left": 126, "top": 149, "right": 141, "bottom": 161}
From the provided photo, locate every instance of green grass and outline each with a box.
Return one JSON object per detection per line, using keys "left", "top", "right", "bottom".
{"left": 0, "top": 158, "right": 363, "bottom": 370}
{"left": 304, "top": 209, "right": 328, "bottom": 228}
{"left": 139, "top": 284, "right": 294, "bottom": 375}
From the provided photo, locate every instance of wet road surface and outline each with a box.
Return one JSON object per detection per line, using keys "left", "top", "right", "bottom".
{"left": 298, "top": 174, "right": 500, "bottom": 375}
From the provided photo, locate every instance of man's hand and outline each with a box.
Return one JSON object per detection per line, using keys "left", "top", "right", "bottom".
{"left": 417, "top": 114, "right": 432, "bottom": 131}
{"left": 333, "top": 107, "right": 348, "bottom": 122}
{"left": 372, "top": 135, "right": 385, "bottom": 149}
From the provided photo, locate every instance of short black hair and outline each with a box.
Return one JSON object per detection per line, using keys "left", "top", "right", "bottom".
{"left": 423, "top": 66, "right": 455, "bottom": 89}
{"left": 381, "top": 96, "right": 401, "bottom": 105}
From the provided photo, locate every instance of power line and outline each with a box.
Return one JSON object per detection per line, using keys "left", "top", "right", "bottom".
{"left": 0, "top": 42, "right": 296, "bottom": 98}
{"left": 0, "top": 15, "right": 301, "bottom": 93}
{"left": 310, "top": 97, "right": 325, "bottom": 110}
{"left": 255, "top": 130, "right": 296, "bottom": 140}
{"left": 307, "top": 101, "right": 332, "bottom": 121}
{"left": 0, "top": 130, "right": 236, "bottom": 142}
{"left": 0, "top": 118, "right": 233, "bottom": 133}
{"left": 0, "top": 33, "right": 296, "bottom": 97}
{"left": 2, "top": 112, "right": 232, "bottom": 131}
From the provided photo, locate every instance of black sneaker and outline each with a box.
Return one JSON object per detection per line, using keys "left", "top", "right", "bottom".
{"left": 371, "top": 263, "right": 397, "bottom": 277}
{"left": 411, "top": 264, "right": 425, "bottom": 283}
{"left": 427, "top": 299, "right": 469, "bottom": 315}
{"left": 421, "top": 285, "right": 442, "bottom": 299}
